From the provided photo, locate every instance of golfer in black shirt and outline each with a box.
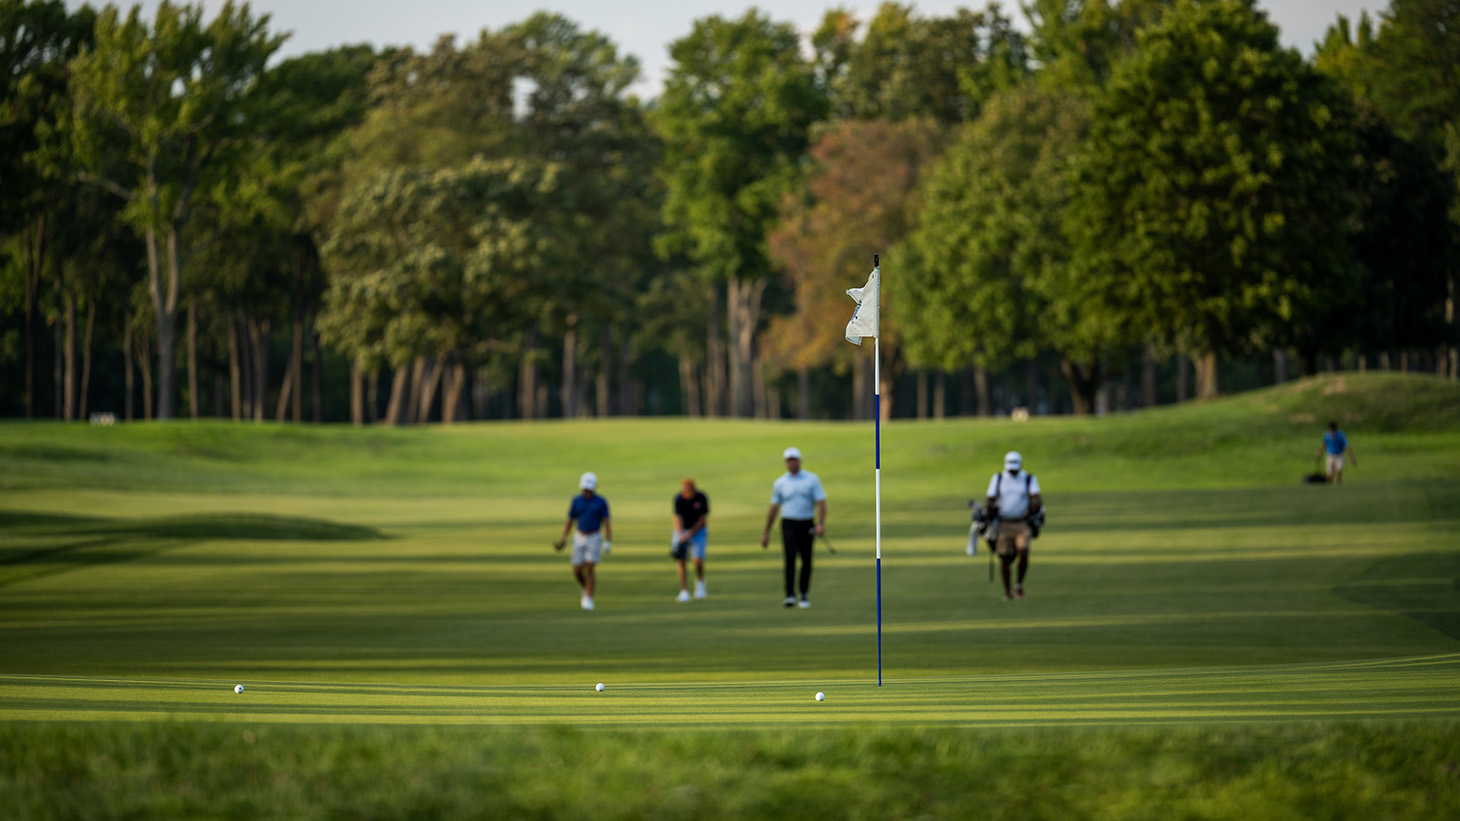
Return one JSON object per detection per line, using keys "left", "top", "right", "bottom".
{"left": 673, "top": 479, "right": 710, "bottom": 602}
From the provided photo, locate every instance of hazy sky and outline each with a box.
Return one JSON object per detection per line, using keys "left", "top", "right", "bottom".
{"left": 73, "top": 1, "right": 1386, "bottom": 96}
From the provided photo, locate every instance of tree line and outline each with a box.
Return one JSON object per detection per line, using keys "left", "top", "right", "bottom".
{"left": 2, "top": 0, "right": 1456, "bottom": 424}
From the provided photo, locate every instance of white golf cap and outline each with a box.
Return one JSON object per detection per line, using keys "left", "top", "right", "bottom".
{"left": 1004, "top": 451, "right": 1022, "bottom": 470}
{"left": 783, "top": 446, "right": 802, "bottom": 461}
{"left": 579, "top": 472, "right": 598, "bottom": 490}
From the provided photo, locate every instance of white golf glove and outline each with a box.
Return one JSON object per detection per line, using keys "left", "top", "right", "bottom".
{"left": 603, "top": 541, "right": 612, "bottom": 555}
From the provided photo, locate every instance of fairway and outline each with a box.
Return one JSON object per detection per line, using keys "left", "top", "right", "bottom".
{"left": 3, "top": 374, "right": 1459, "bottom": 816}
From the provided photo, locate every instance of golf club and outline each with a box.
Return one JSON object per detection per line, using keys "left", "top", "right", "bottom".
{"left": 811, "top": 527, "right": 838, "bottom": 555}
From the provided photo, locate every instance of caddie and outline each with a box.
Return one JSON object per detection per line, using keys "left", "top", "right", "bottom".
{"left": 986, "top": 451, "right": 1041, "bottom": 601}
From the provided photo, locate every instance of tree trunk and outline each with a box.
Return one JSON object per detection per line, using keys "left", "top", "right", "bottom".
{"left": 274, "top": 356, "right": 295, "bottom": 422}
{"left": 1273, "top": 348, "right": 1288, "bottom": 385}
{"left": 442, "top": 361, "right": 467, "bottom": 424}
{"left": 916, "top": 370, "right": 928, "bottom": 420}
{"left": 136, "top": 332, "right": 154, "bottom": 420}
{"left": 1194, "top": 351, "right": 1219, "bottom": 399}
{"left": 22, "top": 216, "right": 44, "bottom": 419}
{"left": 519, "top": 323, "right": 539, "bottom": 421}
{"left": 350, "top": 358, "right": 364, "bottom": 426}
{"left": 384, "top": 365, "right": 409, "bottom": 426}
{"left": 249, "top": 316, "right": 271, "bottom": 423}
{"left": 726, "top": 277, "right": 767, "bottom": 418}
{"left": 290, "top": 315, "right": 304, "bottom": 423}
{"left": 79, "top": 301, "right": 95, "bottom": 420}
{"left": 560, "top": 314, "right": 578, "bottom": 419}
{"left": 1175, "top": 354, "right": 1189, "bottom": 402}
{"left": 851, "top": 356, "right": 867, "bottom": 420}
{"left": 124, "top": 308, "right": 135, "bottom": 422}
{"left": 797, "top": 367, "right": 811, "bottom": 420}
{"left": 185, "top": 299, "right": 198, "bottom": 419}
{"left": 617, "top": 339, "right": 633, "bottom": 417}
{"left": 974, "top": 366, "right": 991, "bottom": 418}
{"left": 934, "top": 371, "right": 946, "bottom": 420}
{"left": 62, "top": 287, "right": 76, "bottom": 421}
{"left": 752, "top": 357, "right": 768, "bottom": 419}
{"left": 705, "top": 284, "right": 725, "bottom": 417}
{"left": 597, "top": 326, "right": 612, "bottom": 417}
{"left": 367, "top": 366, "right": 379, "bottom": 423}
{"left": 1141, "top": 348, "right": 1157, "bottom": 407}
{"left": 227, "top": 314, "right": 242, "bottom": 421}
{"left": 678, "top": 353, "right": 701, "bottom": 417}
{"left": 1059, "top": 357, "right": 1100, "bottom": 416}
{"left": 148, "top": 223, "right": 181, "bottom": 421}
{"left": 417, "top": 357, "right": 445, "bottom": 423}
{"left": 310, "top": 329, "right": 323, "bottom": 423}
{"left": 404, "top": 357, "right": 426, "bottom": 425}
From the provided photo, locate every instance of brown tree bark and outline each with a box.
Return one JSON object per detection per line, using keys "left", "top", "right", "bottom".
{"left": 274, "top": 357, "right": 294, "bottom": 422}
{"left": 123, "top": 308, "right": 135, "bottom": 422}
{"left": 974, "top": 366, "right": 991, "bottom": 418}
{"left": 249, "top": 316, "right": 271, "bottom": 423}
{"left": 797, "top": 367, "right": 810, "bottom": 420}
{"left": 727, "top": 277, "right": 767, "bottom": 418}
{"left": 704, "top": 284, "right": 725, "bottom": 418}
{"left": 519, "top": 324, "right": 539, "bottom": 421}
{"left": 289, "top": 315, "right": 304, "bottom": 423}
{"left": 350, "top": 358, "right": 364, "bottom": 426}
{"left": 62, "top": 287, "right": 76, "bottom": 421}
{"left": 560, "top": 314, "right": 578, "bottom": 419}
{"left": 227, "top": 314, "right": 242, "bottom": 421}
{"left": 22, "top": 216, "right": 44, "bottom": 419}
{"left": 596, "top": 326, "right": 612, "bottom": 417}
{"left": 79, "top": 302, "right": 95, "bottom": 420}
{"left": 934, "top": 371, "right": 946, "bottom": 420}
{"left": 416, "top": 357, "right": 444, "bottom": 423}
{"left": 1195, "top": 351, "right": 1219, "bottom": 399}
{"left": 442, "top": 361, "right": 467, "bottom": 424}
{"left": 678, "top": 353, "right": 701, "bottom": 417}
{"left": 384, "top": 366, "right": 409, "bottom": 426}
{"left": 186, "top": 299, "right": 199, "bottom": 419}
{"left": 1059, "top": 357, "right": 1101, "bottom": 416}
{"left": 310, "top": 329, "right": 323, "bottom": 423}
{"left": 136, "top": 332, "right": 154, "bottom": 420}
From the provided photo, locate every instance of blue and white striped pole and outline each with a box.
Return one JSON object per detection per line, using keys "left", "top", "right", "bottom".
{"left": 875, "top": 335, "right": 882, "bottom": 686}
{"left": 873, "top": 255, "right": 882, "bottom": 687}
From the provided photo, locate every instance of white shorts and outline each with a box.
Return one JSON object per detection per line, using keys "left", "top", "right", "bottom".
{"left": 1326, "top": 453, "right": 1345, "bottom": 473}
{"left": 572, "top": 530, "right": 603, "bottom": 565}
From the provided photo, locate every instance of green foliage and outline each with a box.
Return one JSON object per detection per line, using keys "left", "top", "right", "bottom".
{"left": 654, "top": 9, "right": 827, "bottom": 283}
{"left": 1067, "top": 0, "right": 1362, "bottom": 365}
{"left": 900, "top": 82, "right": 1114, "bottom": 410}
{"left": 826, "top": 2, "right": 1029, "bottom": 123}
{"left": 3, "top": 723, "right": 1458, "bottom": 819}
{"left": 319, "top": 159, "right": 565, "bottom": 368}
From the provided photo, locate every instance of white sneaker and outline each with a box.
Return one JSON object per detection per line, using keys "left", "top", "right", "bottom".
{"left": 798, "top": 597, "right": 811, "bottom": 609}
{"left": 676, "top": 589, "right": 691, "bottom": 603}
{"left": 783, "top": 596, "right": 796, "bottom": 608}
{"left": 694, "top": 580, "right": 706, "bottom": 600}
{"left": 581, "top": 594, "right": 594, "bottom": 611}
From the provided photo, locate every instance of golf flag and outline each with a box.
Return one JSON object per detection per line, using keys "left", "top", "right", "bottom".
{"left": 847, "top": 255, "right": 883, "bottom": 686}
{"left": 844, "top": 263, "right": 879, "bottom": 344}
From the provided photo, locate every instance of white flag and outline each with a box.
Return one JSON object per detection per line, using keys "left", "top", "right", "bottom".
{"left": 844, "top": 265, "right": 879, "bottom": 345}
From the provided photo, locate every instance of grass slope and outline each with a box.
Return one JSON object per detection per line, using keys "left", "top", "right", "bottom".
{"left": 1, "top": 373, "right": 1458, "bottom": 817}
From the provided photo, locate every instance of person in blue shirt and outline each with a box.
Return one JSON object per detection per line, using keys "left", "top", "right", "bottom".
{"left": 556, "top": 472, "right": 612, "bottom": 611}
{"left": 760, "top": 447, "right": 827, "bottom": 608}
{"left": 1316, "top": 421, "right": 1357, "bottom": 485}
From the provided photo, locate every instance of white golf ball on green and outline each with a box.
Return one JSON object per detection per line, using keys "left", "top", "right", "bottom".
{"left": 815, "top": 691, "right": 825, "bottom": 701}
{"left": 234, "top": 684, "right": 244, "bottom": 694}
{"left": 595, "top": 682, "right": 605, "bottom": 692}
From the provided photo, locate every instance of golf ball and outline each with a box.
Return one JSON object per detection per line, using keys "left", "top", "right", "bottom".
{"left": 234, "top": 684, "right": 244, "bottom": 694}
{"left": 595, "top": 682, "right": 605, "bottom": 692}
{"left": 815, "top": 691, "right": 825, "bottom": 702}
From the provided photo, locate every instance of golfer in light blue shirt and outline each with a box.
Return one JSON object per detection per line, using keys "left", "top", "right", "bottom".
{"left": 760, "top": 447, "right": 827, "bottom": 608}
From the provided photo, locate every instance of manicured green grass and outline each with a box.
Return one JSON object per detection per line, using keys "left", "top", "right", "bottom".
{"left": 1, "top": 373, "right": 1458, "bottom": 817}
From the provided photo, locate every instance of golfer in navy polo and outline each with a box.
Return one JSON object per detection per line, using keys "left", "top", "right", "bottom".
{"left": 760, "top": 447, "right": 827, "bottom": 608}
{"left": 556, "top": 472, "right": 612, "bottom": 611}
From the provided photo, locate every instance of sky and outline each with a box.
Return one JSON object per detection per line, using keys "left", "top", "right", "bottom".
{"left": 70, "top": 1, "right": 1387, "bottom": 96}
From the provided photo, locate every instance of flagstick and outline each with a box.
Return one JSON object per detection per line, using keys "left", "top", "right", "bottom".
{"left": 875, "top": 334, "right": 882, "bottom": 687}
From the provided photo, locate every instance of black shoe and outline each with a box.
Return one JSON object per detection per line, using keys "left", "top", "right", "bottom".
{"left": 783, "top": 596, "right": 796, "bottom": 607}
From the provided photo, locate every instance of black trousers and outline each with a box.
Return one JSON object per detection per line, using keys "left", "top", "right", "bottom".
{"left": 781, "top": 518, "right": 815, "bottom": 597}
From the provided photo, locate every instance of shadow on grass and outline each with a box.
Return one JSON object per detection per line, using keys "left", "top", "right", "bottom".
{"left": 1335, "top": 551, "right": 1460, "bottom": 641}
{"left": 0, "top": 511, "right": 385, "bottom": 588}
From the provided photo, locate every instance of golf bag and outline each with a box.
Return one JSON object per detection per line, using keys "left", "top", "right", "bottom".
{"left": 967, "top": 502, "right": 996, "bottom": 555}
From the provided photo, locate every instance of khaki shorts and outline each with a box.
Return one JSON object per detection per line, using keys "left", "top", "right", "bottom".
{"left": 572, "top": 530, "right": 603, "bottom": 565}
{"left": 995, "top": 519, "right": 1032, "bottom": 557}
{"left": 1326, "top": 453, "right": 1345, "bottom": 473}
